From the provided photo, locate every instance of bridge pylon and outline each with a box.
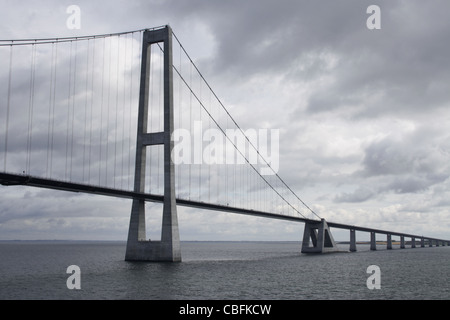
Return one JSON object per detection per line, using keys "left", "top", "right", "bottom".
{"left": 301, "top": 219, "right": 339, "bottom": 253}
{"left": 125, "top": 26, "right": 181, "bottom": 262}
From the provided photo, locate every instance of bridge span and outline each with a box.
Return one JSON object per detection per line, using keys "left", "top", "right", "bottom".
{"left": 2, "top": 172, "right": 448, "bottom": 255}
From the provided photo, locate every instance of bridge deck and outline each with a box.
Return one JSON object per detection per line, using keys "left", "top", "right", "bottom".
{"left": 0, "top": 172, "right": 448, "bottom": 243}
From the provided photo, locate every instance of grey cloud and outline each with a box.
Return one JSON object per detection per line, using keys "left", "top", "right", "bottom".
{"left": 334, "top": 186, "right": 376, "bottom": 203}
{"left": 384, "top": 174, "right": 448, "bottom": 194}
{"left": 289, "top": 1, "right": 450, "bottom": 119}
{"left": 361, "top": 129, "right": 450, "bottom": 178}
{"left": 183, "top": 0, "right": 369, "bottom": 80}
{"left": 362, "top": 137, "right": 414, "bottom": 176}
{"left": 333, "top": 120, "right": 450, "bottom": 203}
{"left": 351, "top": 126, "right": 450, "bottom": 199}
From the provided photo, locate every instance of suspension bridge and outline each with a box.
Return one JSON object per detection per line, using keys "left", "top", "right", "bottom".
{"left": 0, "top": 25, "right": 448, "bottom": 261}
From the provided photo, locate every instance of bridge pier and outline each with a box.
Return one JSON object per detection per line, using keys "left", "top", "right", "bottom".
{"left": 411, "top": 237, "right": 416, "bottom": 248}
{"left": 400, "top": 236, "right": 405, "bottom": 249}
{"left": 370, "top": 232, "right": 377, "bottom": 250}
{"left": 349, "top": 229, "right": 357, "bottom": 252}
{"left": 125, "top": 26, "right": 181, "bottom": 262}
{"left": 386, "top": 234, "right": 392, "bottom": 250}
{"left": 301, "top": 219, "right": 339, "bottom": 253}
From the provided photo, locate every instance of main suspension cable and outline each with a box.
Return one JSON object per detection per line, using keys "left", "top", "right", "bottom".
{"left": 171, "top": 33, "right": 321, "bottom": 220}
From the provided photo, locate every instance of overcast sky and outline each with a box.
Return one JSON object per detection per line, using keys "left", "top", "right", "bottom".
{"left": 1, "top": 0, "right": 450, "bottom": 242}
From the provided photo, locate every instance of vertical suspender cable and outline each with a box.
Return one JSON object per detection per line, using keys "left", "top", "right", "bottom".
{"left": 105, "top": 36, "right": 112, "bottom": 186}
{"left": 208, "top": 89, "right": 212, "bottom": 203}
{"left": 198, "top": 76, "right": 202, "bottom": 201}
{"left": 26, "top": 43, "right": 37, "bottom": 174}
{"left": 83, "top": 39, "right": 90, "bottom": 182}
{"left": 148, "top": 44, "right": 154, "bottom": 193}
{"left": 114, "top": 35, "right": 120, "bottom": 188}
{"left": 217, "top": 95, "right": 220, "bottom": 204}
{"left": 127, "top": 32, "right": 135, "bottom": 190}
{"left": 99, "top": 37, "right": 106, "bottom": 185}
{"left": 46, "top": 43, "right": 55, "bottom": 178}
{"left": 188, "top": 62, "right": 192, "bottom": 199}
{"left": 178, "top": 40, "right": 182, "bottom": 196}
{"left": 88, "top": 38, "right": 95, "bottom": 184}
{"left": 66, "top": 41, "right": 73, "bottom": 180}
{"left": 121, "top": 35, "right": 127, "bottom": 190}
{"left": 4, "top": 44, "right": 13, "bottom": 172}
{"left": 70, "top": 40, "right": 78, "bottom": 181}
{"left": 225, "top": 115, "right": 228, "bottom": 205}
{"left": 50, "top": 42, "right": 58, "bottom": 179}
{"left": 4, "top": 44, "right": 13, "bottom": 171}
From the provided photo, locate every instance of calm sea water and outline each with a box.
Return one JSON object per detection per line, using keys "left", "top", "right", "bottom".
{"left": 0, "top": 241, "right": 448, "bottom": 300}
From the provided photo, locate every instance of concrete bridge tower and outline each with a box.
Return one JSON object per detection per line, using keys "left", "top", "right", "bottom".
{"left": 125, "top": 26, "right": 181, "bottom": 262}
